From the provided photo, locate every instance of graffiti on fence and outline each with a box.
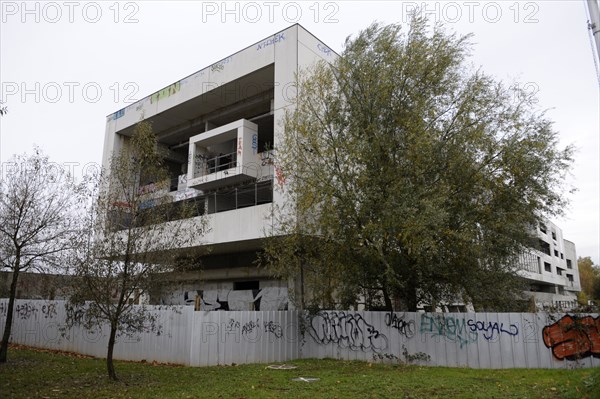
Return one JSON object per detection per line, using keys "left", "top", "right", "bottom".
{"left": 419, "top": 314, "right": 477, "bottom": 348}
{"left": 15, "top": 302, "right": 37, "bottom": 320}
{"left": 542, "top": 315, "right": 600, "bottom": 360}
{"left": 224, "top": 318, "right": 284, "bottom": 340}
{"left": 242, "top": 320, "right": 260, "bottom": 337}
{"left": 264, "top": 320, "right": 283, "bottom": 339}
{"left": 308, "top": 312, "right": 388, "bottom": 352}
{"left": 385, "top": 312, "right": 415, "bottom": 338}
{"left": 41, "top": 302, "right": 57, "bottom": 319}
{"left": 226, "top": 319, "right": 240, "bottom": 330}
{"left": 466, "top": 319, "right": 519, "bottom": 341}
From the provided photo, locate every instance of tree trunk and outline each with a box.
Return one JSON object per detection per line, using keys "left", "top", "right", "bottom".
{"left": 382, "top": 287, "right": 394, "bottom": 312}
{"left": 406, "top": 283, "right": 418, "bottom": 312}
{"left": 0, "top": 265, "right": 20, "bottom": 363}
{"left": 106, "top": 323, "right": 118, "bottom": 380}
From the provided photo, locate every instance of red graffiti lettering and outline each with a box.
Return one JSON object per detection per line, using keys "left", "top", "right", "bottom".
{"left": 542, "top": 315, "right": 600, "bottom": 360}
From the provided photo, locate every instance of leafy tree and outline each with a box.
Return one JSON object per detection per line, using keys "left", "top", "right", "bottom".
{"left": 262, "top": 17, "right": 574, "bottom": 312}
{"left": 578, "top": 256, "right": 600, "bottom": 300}
{"left": 0, "top": 149, "right": 83, "bottom": 363}
{"left": 593, "top": 275, "right": 600, "bottom": 301}
{"left": 66, "top": 121, "right": 208, "bottom": 380}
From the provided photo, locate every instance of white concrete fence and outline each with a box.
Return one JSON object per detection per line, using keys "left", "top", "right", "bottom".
{"left": 1, "top": 299, "right": 598, "bottom": 369}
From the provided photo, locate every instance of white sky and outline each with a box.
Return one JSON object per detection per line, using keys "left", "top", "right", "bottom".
{"left": 1, "top": 1, "right": 599, "bottom": 263}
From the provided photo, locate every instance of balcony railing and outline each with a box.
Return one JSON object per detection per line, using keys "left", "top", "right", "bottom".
{"left": 194, "top": 151, "right": 238, "bottom": 178}
{"left": 109, "top": 180, "right": 273, "bottom": 230}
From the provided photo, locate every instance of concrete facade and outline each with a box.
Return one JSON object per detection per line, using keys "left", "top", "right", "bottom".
{"left": 102, "top": 25, "right": 334, "bottom": 310}
{"left": 102, "top": 26, "right": 581, "bottom": 312}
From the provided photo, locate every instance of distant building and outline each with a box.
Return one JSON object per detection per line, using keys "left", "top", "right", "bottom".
{"left": 518, "top": 219, "right": 581, "bottom": 310}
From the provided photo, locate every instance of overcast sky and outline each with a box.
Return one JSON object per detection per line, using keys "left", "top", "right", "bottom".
{"left": 1, "top": 1, "right": 599, "bottom": 263}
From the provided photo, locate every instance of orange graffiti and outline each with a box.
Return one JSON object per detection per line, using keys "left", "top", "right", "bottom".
{"left": 542, "top": 315, "right": 600, "bottom": 360}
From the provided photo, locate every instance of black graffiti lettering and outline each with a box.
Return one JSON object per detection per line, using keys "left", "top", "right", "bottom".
{"left": 41, "top": 303, "right": 57, "bottom": 319}
{"left": 308, "top": 312, "right": 388, "bottom": 352}
{"left": 242, "top": 320, "right": 260, "bottom": 337}
{"left": 263, "top": 321, "right": 283, "bottom": 339}
{"left": 385, "top": 312, "right": 415, "bottom": 338}
{"left": 226, "top": 318, "right": 240, "bottom": 330}
{"left": 15, "top": 303, "right": 38, "bottom": 320}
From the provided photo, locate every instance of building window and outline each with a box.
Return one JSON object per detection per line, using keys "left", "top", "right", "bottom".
{"left": 539, "top": 223, "right": 547, "bottom": 234}
{"left": 567, "top": 274, "right": 574, "bottom": 282}
{"left": 551, "top": 231, "right": 557, "bottom": 240}
{"left": 556, "top": 267, "right": 564, "bottom": 276}
{"left": 566, "top": 259, "right": 572, "bottom": 269}
{"left": 544, "top": 262, "right": 551, "bottom": 272}
{"left": 554, "top": 249, "right": 559, "bottom": 257}
{"left": 560, "top": 253, "right": 564, "bottom": 259}
{"left": 539, "top": 240, "right": 551, "bottom": 256}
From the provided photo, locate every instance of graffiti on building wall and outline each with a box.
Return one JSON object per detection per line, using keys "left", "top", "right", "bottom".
{"left": 256, "top": 33, "right": 285, "bottom": 50}
{"left": 150, "top": 81, "right": 181, "bottom": 104}
{"left": 543, "top": 315, "right": 600, "bottom": 360}
{"left": 308, "top": 312, "right": 388, "bottom": 352}
{"left": 177, "top": 287, "right": 288, "bottom": 311}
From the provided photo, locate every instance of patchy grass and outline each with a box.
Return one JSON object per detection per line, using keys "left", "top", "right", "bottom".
{"left": 1, "top": 345, "right": 599, "bottom": 399}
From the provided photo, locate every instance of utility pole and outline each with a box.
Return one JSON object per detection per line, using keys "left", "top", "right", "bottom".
{"left": 587, "top": 0, "right": 600, "bottom": 63}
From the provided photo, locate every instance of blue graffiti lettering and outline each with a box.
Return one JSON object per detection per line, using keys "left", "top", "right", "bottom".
{"left": 256, "top": 33, "right": 285, "bottom": 50}
{"left": 467, "top": 319, "right": 518, "bottom": 340}
{"left": 317, "top": 43, "right": 332, "bottom": 56}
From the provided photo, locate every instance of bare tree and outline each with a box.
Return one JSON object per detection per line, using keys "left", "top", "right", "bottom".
{"left": 0, "top": 148, "right": 83, "bottom": 362}
{"left": 67, "top": 120, "right": 208, "bottom": 380}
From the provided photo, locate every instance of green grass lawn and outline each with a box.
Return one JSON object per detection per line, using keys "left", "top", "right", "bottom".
{"left": 1, "top": 345, "right": 599, "bottom": 399}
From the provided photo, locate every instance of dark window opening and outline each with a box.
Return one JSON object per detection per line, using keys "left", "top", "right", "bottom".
{"left": 539, "top": 240, "right": 551, "bottom": 256}
{"left": 544, "top": 262, "right": 552, "bottom": 272}
{"left": 566, "top": 259, "right": 572, "bottom": 269}
{"left": 557, "top": 267, "right": 564, "bottom": 276}
{"left": 539, "top": 223, "right": 547, "bottom": 234}
{"left": 254, "top": 114, "right": 274, "bottom": 153}
{"left": 554, "top": 249, "right": 559, "bottom": 257}
{"left": 551, "top": 231, "right": 557, "bottom": 240}
{"left": 233, "top": 281, "right": 259, "bottom": 291}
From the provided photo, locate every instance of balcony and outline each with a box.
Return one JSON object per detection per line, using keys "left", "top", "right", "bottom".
{"left": 187, "top": 119, "right": 269, "bottom": 191}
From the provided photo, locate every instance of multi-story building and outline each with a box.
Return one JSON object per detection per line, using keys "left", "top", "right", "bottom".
{"left": 519, "top": 219, "right": 581, "bottom": 309}
{"left": 102, "top": 25, "right": 335, "bottom": 311}
{"left": 102, "top": 25, "right": 581, "bottom": 312}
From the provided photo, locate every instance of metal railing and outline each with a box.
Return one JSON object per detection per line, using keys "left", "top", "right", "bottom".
{"left": 194, "top": 151, "right": 238, "bottom": 178}
{"left": 109, "top": 180, "right": 273, "bottom": 230}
